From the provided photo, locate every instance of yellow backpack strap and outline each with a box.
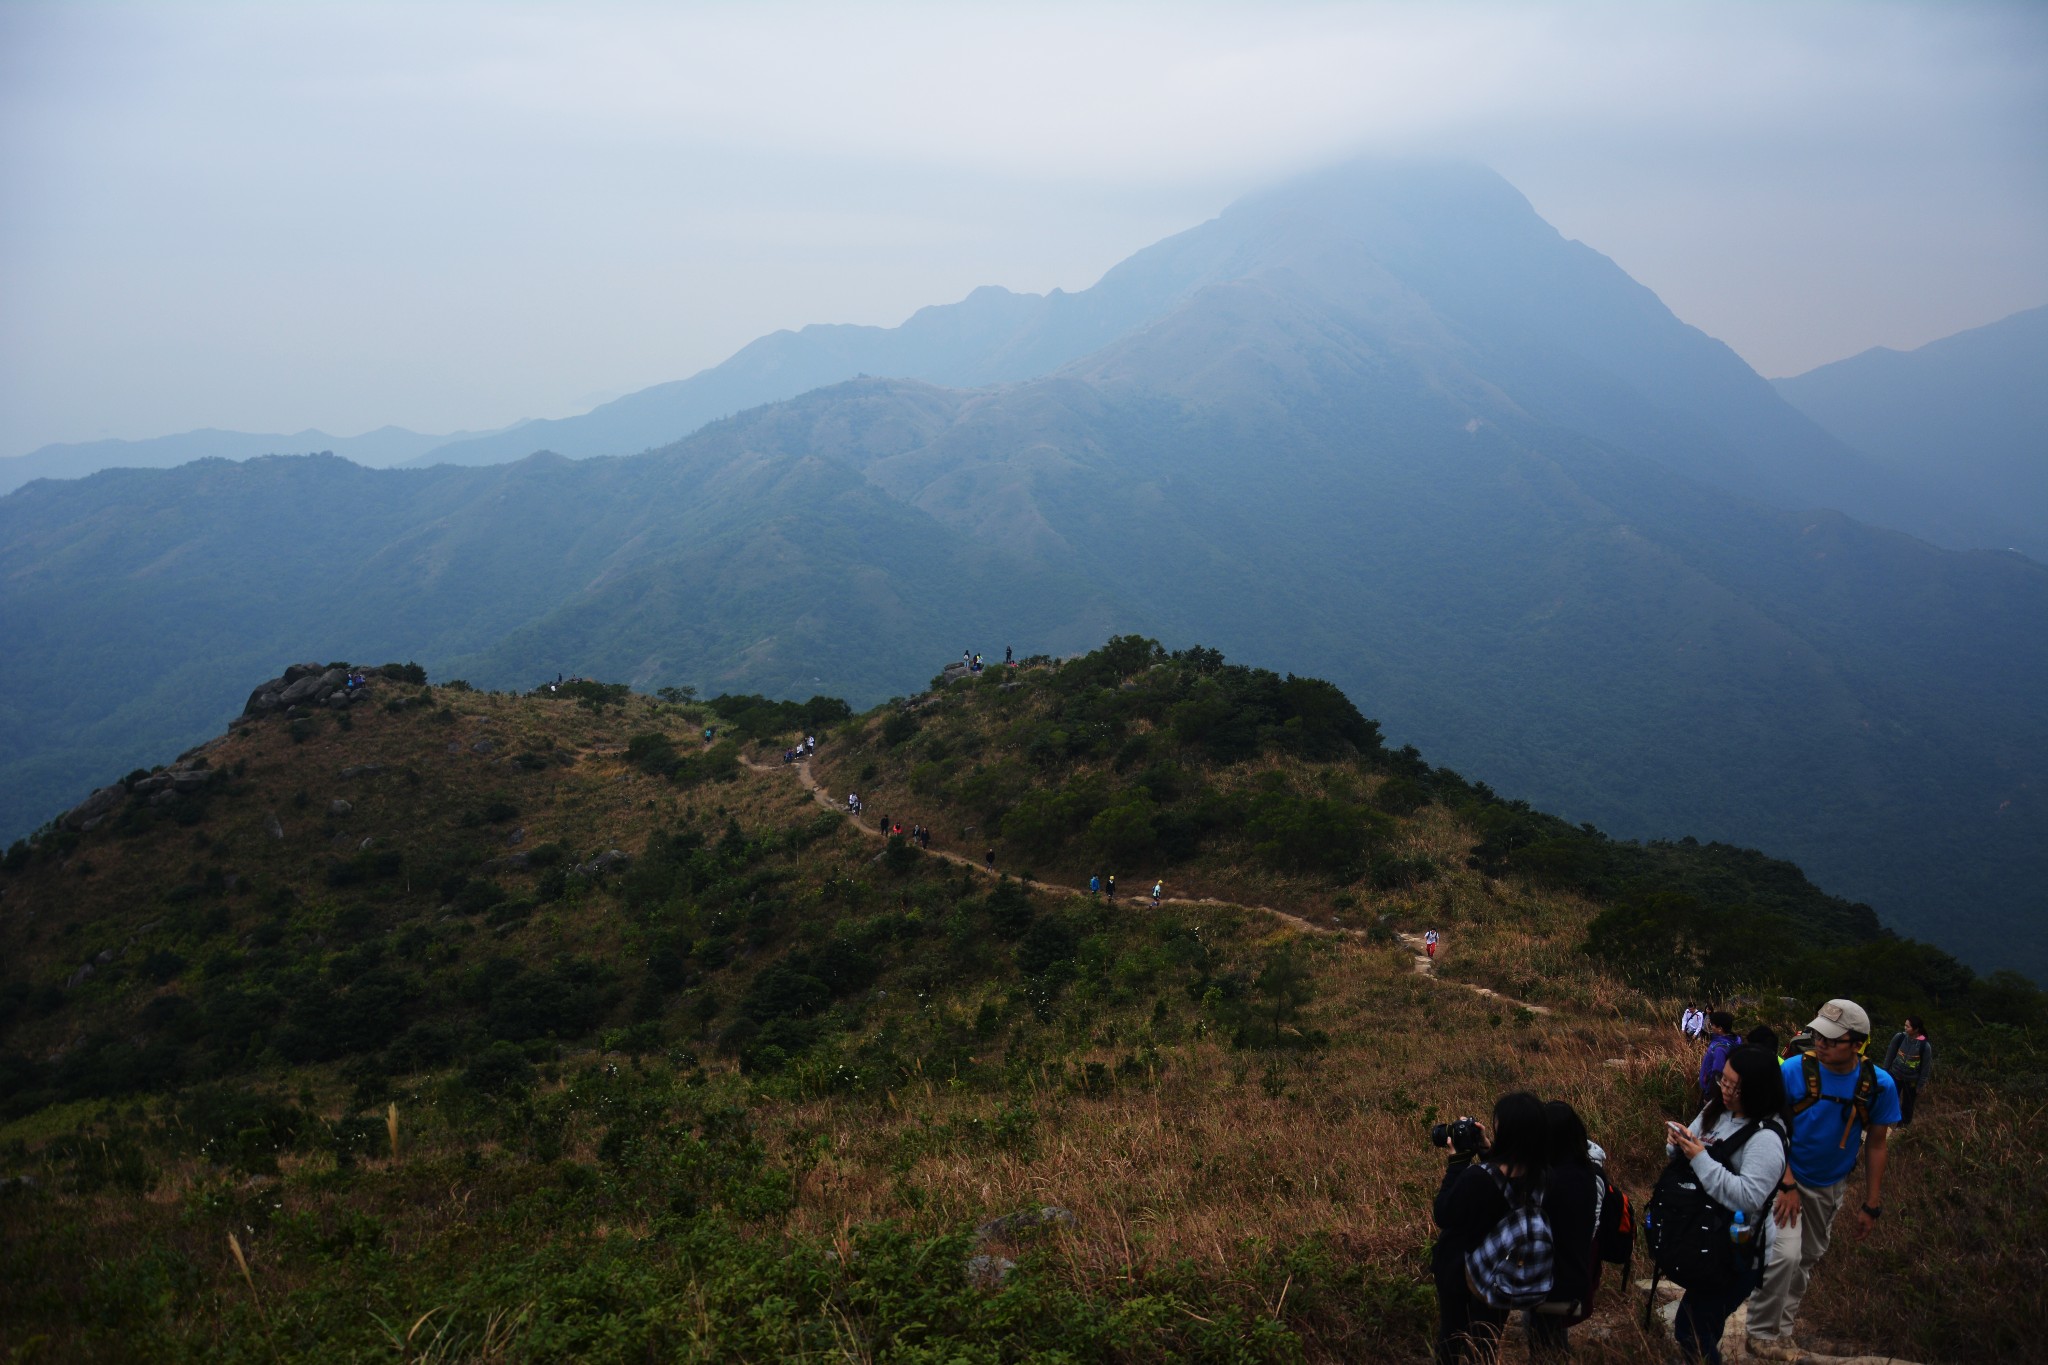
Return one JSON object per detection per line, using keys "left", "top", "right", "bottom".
{"left": 1853, "top": 1060, "right": 1878, "bottom": 1127}
{"left": 1788, "top": 1052, "right": 1822, "bottom": 1116}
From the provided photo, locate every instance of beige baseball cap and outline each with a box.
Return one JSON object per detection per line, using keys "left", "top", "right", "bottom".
{"left": 1806, "top": 998, "right": 1871, "bottom": 1040}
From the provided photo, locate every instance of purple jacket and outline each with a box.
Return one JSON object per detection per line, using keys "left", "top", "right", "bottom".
{"left": 1699, "top": 1032, "right": 1741, "bottom": 1093}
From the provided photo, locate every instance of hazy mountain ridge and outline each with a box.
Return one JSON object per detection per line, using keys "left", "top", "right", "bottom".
{"left": 0, "top": 424, "right": 505, "bottom": 495}
{"left": 1774, "top": 304, "right": 2048, "bottom": 559}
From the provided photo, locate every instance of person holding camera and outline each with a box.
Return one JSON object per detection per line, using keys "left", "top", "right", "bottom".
{"left": 1660, "top": 1047, "right": 1788, "bottom": 1364}
{"left": 1745, "top": 999, "right": 1900, "bottom": 1359}
{"left": 1431, "top": 1092, "right": 1549, "bottom": 1365}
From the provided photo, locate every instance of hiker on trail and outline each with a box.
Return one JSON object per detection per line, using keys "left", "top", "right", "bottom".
{"left": 805, "top": 734, "right": 816, "bottom": 753}
{"left": 1425, "top": 929, "right": 1440, "bottom": 959}
{"left": 1698, "top": 1011, "right": 1741, "bottom": 1096}
{"left": 984, "top": 847, "right": 995, "bottom": 870}
{"left": 973, "top": 653, "right": 983, "bottom": 673}
{"left": 1151, "top": 880, "right": 1162, "bottom": 906}
{"left": 1431, "top": 1091, "right": 1549, "bottom": 1365}
{"left": 1681, "top": 1006, "right": 1706, "bottom": 1041}
{"left": 1005, "top": 645, "right": 1014, "bottom": 666}
{"left": 847, "top": 793, "right": 859, "bottom": 814}
{"left": 705, "top": 726, "right": 716, "bottom": 743}
{"left": 1745, "top": 999, "right": 1901, "bottom": 1359}
{"left": 1089, "top": 875, "right": 1100, "bottom": 896}
{"left": 1106, "top": 874, "right": 1116, "bottom": 901}
{"left": 1526, "top": 1101, "right": 1601, "bottom": 1360}
{"left": 1658, "top": 1047, "right": 1789, "bottom": 1365}
{"left": 1881, "top": 1016, "right": 1934, "bottom": 1126}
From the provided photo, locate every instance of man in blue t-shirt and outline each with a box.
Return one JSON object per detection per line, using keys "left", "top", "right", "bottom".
{"left": 1746, "top": 998, "right": 1902, "bottom": 1358}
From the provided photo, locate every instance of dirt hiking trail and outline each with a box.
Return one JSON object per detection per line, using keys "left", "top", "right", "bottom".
{"left": 743, "top": 753, "right": 1549, "bottom": 1017}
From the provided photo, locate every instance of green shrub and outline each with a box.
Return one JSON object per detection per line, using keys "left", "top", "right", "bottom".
{"left": 463, "top": 1040, "right": 536, "bottom": 1094}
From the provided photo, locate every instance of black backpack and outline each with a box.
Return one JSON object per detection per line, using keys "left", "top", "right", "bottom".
{"left": 1641, "top": 1119, "right": 1782, "bottom": 1294}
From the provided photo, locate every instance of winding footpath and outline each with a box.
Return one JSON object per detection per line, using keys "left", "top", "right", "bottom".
{"left": 742, "top": 754, "right": 1933, "bottom": 1364}
{"left": 743, "top": 753, "right": 1549, "bottom": 1017}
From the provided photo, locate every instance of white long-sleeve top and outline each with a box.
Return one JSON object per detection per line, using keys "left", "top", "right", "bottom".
{"left": 1665, "top": 1109, "right": 1789, "bottom": 1249}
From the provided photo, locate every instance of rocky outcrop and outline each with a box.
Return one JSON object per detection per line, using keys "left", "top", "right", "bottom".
{"left": 964, "top": 1205, "right": 1076, "bottom": 1289}
{"left": 59, "top": 755, "right": 221, "bottom": 832}
{"left": 571, "top": 849, "right": 632, "bottom": 878}
{"left": 59, "top": 785, "right": 126, "bottom": 831}
{"left": 244, "top": 662, "right": 368, "bottom": 716}
{"left": 128, "top": 764, "right": 215, "bottom": 798}
{"left": 972, "top": 1205, "right": 1076, "bottom": 1243}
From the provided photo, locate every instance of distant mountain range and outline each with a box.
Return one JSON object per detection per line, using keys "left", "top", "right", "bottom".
{"left": 0, "top": 425, "right": 516, "bottom": 496}
{"left": 3, "top": 158, "right": 2044, "bottom": 981}
{"left": 1774, "top": 304, "right": 2048, "bottom": 561}
{"left": 10, "top": 182, "right": 2040, "bottom": 573}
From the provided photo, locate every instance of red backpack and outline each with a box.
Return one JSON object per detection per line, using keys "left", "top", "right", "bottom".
{"left": 1595, "top": 1167, "right": 1636, "bottom": 1268}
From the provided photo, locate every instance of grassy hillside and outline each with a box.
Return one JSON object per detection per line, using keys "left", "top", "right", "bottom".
{"left": 2, "top": 642, "right": 2043, "bottom": 1363}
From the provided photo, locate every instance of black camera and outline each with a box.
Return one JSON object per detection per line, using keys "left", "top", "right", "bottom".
{"left": 1430, "top": 1116, "right": 1486, "bottom": 1155}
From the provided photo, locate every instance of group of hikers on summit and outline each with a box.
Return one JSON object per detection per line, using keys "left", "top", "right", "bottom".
{"left": 1434, "top": 997, "right": 1913, "bottom": 1365}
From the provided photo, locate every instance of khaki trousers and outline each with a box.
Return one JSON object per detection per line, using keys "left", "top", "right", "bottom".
{"left": 1746, "top": 1177, "right": 1847, "bottom": 1342}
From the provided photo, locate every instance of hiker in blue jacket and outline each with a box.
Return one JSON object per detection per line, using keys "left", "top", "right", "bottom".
{"left": 1698, "top": 1011, "right": 1740, "bottom": 1095}
{"left": 1745, "top": 999, "right": 1901, "bottom": 1360}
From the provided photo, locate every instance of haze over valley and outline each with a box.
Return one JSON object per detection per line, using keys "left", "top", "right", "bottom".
{"left": 4, "top": 158, "right": 2044, "bottom": 986}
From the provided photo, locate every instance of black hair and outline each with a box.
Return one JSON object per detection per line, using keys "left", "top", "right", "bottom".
{"left": 1488, "top": 1091, "right": 1549, "bottom": 1177}
{"left": 1544, "top": 1100, "right": 1593, "bottom": 1170}
{"left": 1703, "top": 1046, "right": 1787, "bottom": 1126}
{"left": 1707, "top": 1010, "right": 1735, "bottom": 1033}
{"left": 1746, "top": 1025, "right": 1780, "bottom": 1059}
{"left": 1904, "top": 1015, "right": 1928, "bottom": 1037}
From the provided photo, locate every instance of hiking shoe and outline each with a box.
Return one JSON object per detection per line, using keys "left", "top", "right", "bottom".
{"left": 1744, "top": 1337, "right": 1800, "bottom": 1361}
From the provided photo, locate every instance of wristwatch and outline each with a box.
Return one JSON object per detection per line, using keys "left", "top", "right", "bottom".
{"left": 1777, "top": 1182, "right": 1798, "bottom": 1195}
{"left": 1861, "top": 1204, "right": 1883, "bottom": 1219}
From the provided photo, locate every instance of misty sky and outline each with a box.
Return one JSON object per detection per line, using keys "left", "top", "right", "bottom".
{"left": 2, "top": 1, "right": 2044, "bottom": 457}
